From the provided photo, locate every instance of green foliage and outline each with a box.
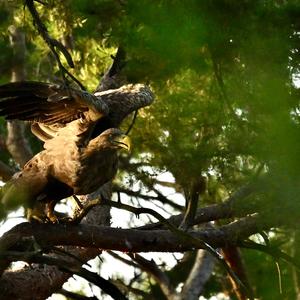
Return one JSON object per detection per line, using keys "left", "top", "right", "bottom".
{"left": 243, "top": 243, "right": 296, "bottom": 300}
{"left": 1, "top": 0, "right": 300, "bottom": 298}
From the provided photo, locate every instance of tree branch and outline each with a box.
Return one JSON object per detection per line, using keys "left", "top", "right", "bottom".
{"left": 0, "top": 213, "right": 278, "bottom": 255}
{"left": 180, "top": 176, "right": 206, "bottom": 229}
{"left": 107, "top": 251, "right": 140, "bottom": 269}
{"left": 113, "top": 279, "right": 154, "bottom": 300}
{"left": 139, "top": 177, "right": 267, "bottom": 230}
{"left": 58, "top": 289, "right": 98, "bottom": 300}
{"left": 95, "top": 47, "right": 126, "bottom": 92}
{"left": 240, "top": 240, "right": 300, "bottom": 270}
{"left": 113, "top": 184, "right": 183, "bottom": 211}
{"left": 0, "top": 211, "right": 279, "bottom": 300}
{"left": 129, "top": 253, "right": 176, "bottom": 299}
{"left": 0, "top": 250, "right": 127, "bottom": 300}
{"left": 175, "top": 250, "right": 215, "bottom": 300}
{"left": 25, "top": 0, "right": 85, "bottom": 89}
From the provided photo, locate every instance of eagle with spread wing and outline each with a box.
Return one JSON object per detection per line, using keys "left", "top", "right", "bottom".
{"left": 0, "top": 82, "right": 154, "bottom": 221}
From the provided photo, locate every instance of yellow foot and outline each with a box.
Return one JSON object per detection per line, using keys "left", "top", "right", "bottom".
{"left": 46, "top": 211, "right": 59, "bottom": 223}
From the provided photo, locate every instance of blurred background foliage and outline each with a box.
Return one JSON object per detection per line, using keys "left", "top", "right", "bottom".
{"left": 1, "top": 0, "right": 300, "bottom": 299}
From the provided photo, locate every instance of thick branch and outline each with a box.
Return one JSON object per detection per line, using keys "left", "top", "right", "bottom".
{"left": 96, "top": 47, "right": 126, "bottom": 92}
{"left": 175, "top": 250, "right": 215, "bottom": 300}
{"left": 0, "top": 213, "right": 278, "bottom": 255}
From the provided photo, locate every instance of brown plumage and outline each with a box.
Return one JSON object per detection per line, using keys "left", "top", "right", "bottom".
{"left": 0, "top": 81, "right": 153, "bottom": 221}
{"left": 1, "top": 128, "right": 130, "bottom": 222}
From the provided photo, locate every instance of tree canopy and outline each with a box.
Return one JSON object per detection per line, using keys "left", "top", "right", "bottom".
{"left": 1, "top": 1, "right": 300, "bottom": 299}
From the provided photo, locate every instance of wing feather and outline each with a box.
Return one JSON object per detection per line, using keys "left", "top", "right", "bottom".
{"left": 0, "top": 81, "right": 108, "bottom": 125}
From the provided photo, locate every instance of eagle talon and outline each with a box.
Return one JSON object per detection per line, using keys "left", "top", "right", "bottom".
{"left": 46, "top": 215, "right": 59, "bottom": 224}
{"left": 58, "top": 216, "right": 73, "bottom": 223}
{"left": 28, "top": 215, "right": 45, "bottom": 224}
{"left": 46, "top": 209, "right": 59, "bottom": 224}
{"left": 27, "top": 208, "right": 46, "bottom": 223}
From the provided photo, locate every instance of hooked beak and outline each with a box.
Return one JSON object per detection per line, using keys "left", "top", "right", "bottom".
{"left": 114, "top": 134, "right": 131, "bottom": 151}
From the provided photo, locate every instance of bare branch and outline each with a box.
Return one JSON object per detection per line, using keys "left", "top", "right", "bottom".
{"left": 113, "top": 184, "right": 183, "bottom": 211}
{"left": 1, "top": 211, "right": 279, "bottom": 300}
{"left": 25, "top": 0, "right": 85, "bottom": 89}
{"left": 113, "top": 279, "right": 154, "bottom": 300}
{"left": 180, "top": 176, "right": 206, "bottom": 229}
{"left": 175, "top": 250, "right": 215, "bottom": 300}
{"left": 0, "top": 213, "right": 278, "bottom": 254}
{"left": 58, "top": 289, "right": 98, "bottom": 300}
{"left": 139, "top": 178, "right": 267, "bottom": 230}
{"left": 108, "top": 251, "right": 140, "bottom": 269}
{"left": 0, "top": 251, "right": 128, "bottom": 300}
{"left": 95, "top": 47, "right": 126, "bottom": 92}
{"left": 129, "top": 253, "right": 176, "bottom": 299}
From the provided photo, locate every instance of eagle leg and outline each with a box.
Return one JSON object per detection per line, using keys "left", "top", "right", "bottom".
{"left": 26, "top": 207, "right": 46, "bottom": 223}
{"left": 46, "top": 200, "right": 59, "bottom": 223}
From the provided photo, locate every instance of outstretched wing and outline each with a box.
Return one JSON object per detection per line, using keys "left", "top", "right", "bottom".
{"left": 0, "top": 81, "right": 154, "bottom": 142}
{"left": 0, "top": 81, "right": 109, "bottom": 125}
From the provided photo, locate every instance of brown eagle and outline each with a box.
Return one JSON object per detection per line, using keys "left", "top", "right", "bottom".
{"left": 0, "top": 82, "right": 153, "bottom": 221}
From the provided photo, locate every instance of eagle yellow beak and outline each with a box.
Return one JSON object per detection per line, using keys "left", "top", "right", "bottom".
{"left": 114, "top": 134, "right": 131, "bottom": 151}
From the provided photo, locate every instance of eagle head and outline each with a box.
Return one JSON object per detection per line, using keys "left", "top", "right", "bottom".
{"left": 102, "top": 128, "right": 131, "bottom": 151}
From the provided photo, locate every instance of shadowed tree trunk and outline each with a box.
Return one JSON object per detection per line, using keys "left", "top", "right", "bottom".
{"left": 7, "top": 26, "right": 33, "bottom": 167}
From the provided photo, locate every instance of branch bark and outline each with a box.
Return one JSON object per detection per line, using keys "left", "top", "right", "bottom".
{"left": 174, "top": 250, "right": 215, "bottom": 300}
{"left": 0, "top": 213, "right": 280, "bottom": 255}
{"left": 0, "top": 210, "right": 282, "bottom": 299}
